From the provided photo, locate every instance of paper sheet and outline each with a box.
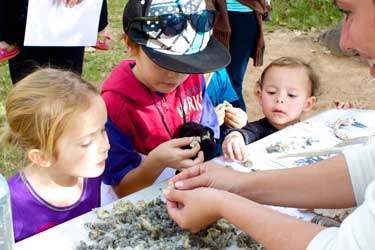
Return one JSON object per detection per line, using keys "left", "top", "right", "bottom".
{"left": 24, "top": 0, "right": 103, "bottom": 46}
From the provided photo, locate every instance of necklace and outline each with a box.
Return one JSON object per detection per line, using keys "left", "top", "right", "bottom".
{"left": 148, "top": 87, "right": 186, "bottom": 139}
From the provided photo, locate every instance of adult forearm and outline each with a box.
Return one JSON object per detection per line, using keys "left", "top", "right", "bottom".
{"left": 113, "top": 157, "right": 165, "bottom": 197}
{"left": 237, "top": 154, "right": 356, "bottom": 208}
{"left": 219, "top": 192, "right": 325, "bottom": 250}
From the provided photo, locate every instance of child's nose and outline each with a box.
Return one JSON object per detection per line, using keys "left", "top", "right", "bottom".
{"left": 99, "top": 133, "right": 110, "bottom": 153}
{"left": 276, "top": 94, "right": 284, "bottom": 103}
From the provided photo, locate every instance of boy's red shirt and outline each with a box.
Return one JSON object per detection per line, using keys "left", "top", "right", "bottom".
{"left": 101, "top": 60, "right": 215, "bottom": 155}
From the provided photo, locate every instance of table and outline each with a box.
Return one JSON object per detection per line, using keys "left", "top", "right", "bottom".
{"left": 15, "top": 109, "right": 375, "bottom": 250}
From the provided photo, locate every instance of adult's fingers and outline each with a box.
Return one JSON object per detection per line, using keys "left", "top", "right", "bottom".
{"left": 164, "top": 189, "right": 184, "bottom": 222}
{"left": 170, "top": 165, "right": 203, "bottom": 183}
{"left": 163, "top": 188, "right": 185, "bottom": 203}
{"left": 171, "top": 163, "right": 210, "bottom": 190}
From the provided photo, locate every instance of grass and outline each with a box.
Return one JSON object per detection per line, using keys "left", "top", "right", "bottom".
{"left": 0, "top": 0, "right": 342, "bottom": 179}
{"left": 268, "top": 0, "right": 342, "bottom": 31}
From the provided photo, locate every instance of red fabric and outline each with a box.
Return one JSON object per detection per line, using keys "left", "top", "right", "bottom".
{"left": 101, "top": 60, "right": 205, "bottom": 155}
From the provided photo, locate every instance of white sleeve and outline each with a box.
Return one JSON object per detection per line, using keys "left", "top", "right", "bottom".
{"left": 307, "top": 181, "right": 375, "bottom": 250}
{"left": 343, "top": 144, "right": 375, "bottom": 204}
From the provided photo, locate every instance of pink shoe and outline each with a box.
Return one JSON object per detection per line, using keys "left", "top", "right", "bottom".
{"left": 94, "top": 35, "right": 111, "bottom": 50}
{"left": 0, "top": 44, "right": 20, "bottom": 63}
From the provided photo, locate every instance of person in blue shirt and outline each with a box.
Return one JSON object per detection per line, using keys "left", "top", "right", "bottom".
{"left": 206, "top": 68, "right": 248, "bottom": 155}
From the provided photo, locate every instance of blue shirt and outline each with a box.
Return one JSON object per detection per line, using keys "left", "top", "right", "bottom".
{"left": 226, "top": 0, "right": 253, "bottom": 12}
{"left": 206, "top": 68, "right": 239, "bottom": 155}
{"left": 207, "top": 68, "right": 239, "bottom": 106}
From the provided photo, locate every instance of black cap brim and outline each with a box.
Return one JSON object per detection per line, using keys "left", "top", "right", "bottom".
{"left": 141, "top": 36, "right": 231, "bottom": 74}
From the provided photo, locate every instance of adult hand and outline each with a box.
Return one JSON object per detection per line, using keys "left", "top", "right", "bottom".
{"left": 149, "top": 137, "right": 204, "bottom": 170}
{"left": 163, "top": 187, "right": 225, "bottom": 232}
{"left": 169, "top": 161, "right": 240, "bottom": 193}
{"left": 222, "top": 131, "right": 247, "bottom": 161}
{"left": 224, "top": 107, "right": 248, "bottom": 128}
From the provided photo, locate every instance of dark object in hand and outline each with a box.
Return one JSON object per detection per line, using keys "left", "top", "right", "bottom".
{"left": 174, "top": 122, "right": 217, "bottom": 161}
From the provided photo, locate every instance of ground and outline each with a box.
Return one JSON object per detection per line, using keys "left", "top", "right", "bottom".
{"left": 243, "top": 28, "right": 375, "bottom": 121}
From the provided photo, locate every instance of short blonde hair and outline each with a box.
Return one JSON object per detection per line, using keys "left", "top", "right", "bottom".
{"left": 0, "top": 68, "right": 98, "bottom": 159}
{"left": 257, "top": 57, "right": 320, "bottom": 97}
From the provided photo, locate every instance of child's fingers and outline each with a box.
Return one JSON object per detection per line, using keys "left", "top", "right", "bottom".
{"left": 182, "top": 143, "right": 201, "bottom": 158}
{"left": 192, "top": 151, "right": 204, "bottom": 164}
{"left": 224, "top": 117, "right": 237, "bottom": 128}
{"left": 232, "top": 142, "right": 244, "bottom": 161}
{"left": 222, "top": 140, "right": 230, "bottom": 158}
{"left": 224, "top": 106, "right": 236, "bottom": 114}
{"left": 170, "top": 137, "right": 199, "bottom": 148}
{"left": 223, "top": 143, "right": 235, "bottom": 161}
{"left": 225, "top": 115, "right": 244, "bottom": 129}
{"left": 178, "top": 151, "right": 204, "bottom": 170}
{"left": 239, "top": 144, "right": 247, "bottom": 161}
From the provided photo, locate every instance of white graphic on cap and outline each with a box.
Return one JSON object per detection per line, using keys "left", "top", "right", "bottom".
{"left": 145, "top": 0, "right": 211, "bottom": 55}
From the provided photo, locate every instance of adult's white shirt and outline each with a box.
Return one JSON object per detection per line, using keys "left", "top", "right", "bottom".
{"left": 307, "top": 144, "right": 375, "bottom": 250}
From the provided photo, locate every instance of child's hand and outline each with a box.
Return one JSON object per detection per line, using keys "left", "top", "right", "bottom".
{"left": 149, "top": 137, "right": 204, "bottom": 170}
{"left": 163, "top": 187, "right": 225, "bottom": 232}
{"left": 224, "top": 107, "right": 248, "bottom": 129}
{"left": 222, "top": 131, "right": 247, "bottom": 161}
{"left": 214, "top": 105, "right": 225, "bottom": 126}
{"left": 335, "top": 100, "right": 354, "bottom": 109}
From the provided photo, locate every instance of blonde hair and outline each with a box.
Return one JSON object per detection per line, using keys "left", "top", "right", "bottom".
{"left": 257, "top": 57, "right": 320, "bottom": 97}
{"left": 0, "top": 68, "right": 98, "bottom": 159}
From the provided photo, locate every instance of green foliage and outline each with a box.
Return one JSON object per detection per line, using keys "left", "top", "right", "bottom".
{"left": 268, "top": 0, "right": 342, "bottom": 30}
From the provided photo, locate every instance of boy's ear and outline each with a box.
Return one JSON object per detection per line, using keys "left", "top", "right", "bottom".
{"left": 27, "top": 149, "right": 52, "bottom": 168}
{"left": 123, "top": 36, "right": 130, "bottom": 51}
{"left": 303, "top": 96, "right": 317, "bottom": 112}
{"left": 123, "top": 35, "right": 138, "bottom": 57}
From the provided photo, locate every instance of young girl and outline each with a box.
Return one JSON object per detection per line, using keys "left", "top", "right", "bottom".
{"left": 223, "top": 57, "right": 319, "bottom": 161}
{"left": 0, "top": 68, "right": 110, "bottom": 242}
